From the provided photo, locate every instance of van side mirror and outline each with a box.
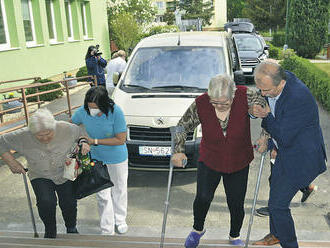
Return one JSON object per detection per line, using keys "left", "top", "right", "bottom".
{"left": 113, "top": 72, "right": 119, "bottom": 86}
{"left": 264, "top": 45, "right": 269, "bottom": 50}
{"left": 234, "top": 70, "right": 245, "bottom": 85}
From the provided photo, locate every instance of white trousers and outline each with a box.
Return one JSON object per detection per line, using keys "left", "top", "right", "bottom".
{"left": 96, "top": 159, "right": 128, "bottom": 234}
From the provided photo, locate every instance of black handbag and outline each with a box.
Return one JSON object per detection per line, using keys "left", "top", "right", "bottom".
{"left": 73, "top": 151, "right": 114, "bottom": 199}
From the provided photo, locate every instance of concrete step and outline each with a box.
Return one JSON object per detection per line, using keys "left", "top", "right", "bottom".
{"left": 0, "top": 231, "right": 330, "bottom": 248}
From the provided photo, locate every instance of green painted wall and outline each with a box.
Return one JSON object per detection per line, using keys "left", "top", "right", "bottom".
{"left": 0, "top": 0, "right": 110, "bottom": 87}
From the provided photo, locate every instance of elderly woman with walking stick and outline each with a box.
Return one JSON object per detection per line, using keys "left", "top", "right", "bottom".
{"left": 0, "top": 108, "right": 90, "bottom": 238}
{"left": 171, "top": 74, "right": 267, "bottom": 248}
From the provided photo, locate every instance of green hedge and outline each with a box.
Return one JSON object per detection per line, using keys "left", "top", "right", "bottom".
{"left": 280, "top": 55, "right": 330, "bottom": 111}
{"left": 76, "top": 66, "right": 88, "bottom": 82}
{"left": 267, "top": 42, "right": 281, "bottom": 59}
{"left": 147, "top": 25, "right": 179, "bottom": 36}
{"left": 26, "top": 79, "right": 63, "bottom": 102}
{"left": 272, "top": 32, "right": 286, "bottom": 47}
{"left": 267, "top": 42, "right": 295, "bottom": 60}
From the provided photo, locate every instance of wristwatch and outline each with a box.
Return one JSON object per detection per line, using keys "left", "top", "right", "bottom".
{"left": 94, "top": 139, "right": 98, "bottom": 146}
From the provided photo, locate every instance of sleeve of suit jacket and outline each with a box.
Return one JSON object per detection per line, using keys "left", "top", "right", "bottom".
{"left": 261, "top": 84, "right": 318, "bottom": 149}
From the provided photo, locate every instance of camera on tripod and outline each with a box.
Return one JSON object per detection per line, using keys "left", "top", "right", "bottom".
{"left": 93, "top": 44, "right": 102, "bottom": 56}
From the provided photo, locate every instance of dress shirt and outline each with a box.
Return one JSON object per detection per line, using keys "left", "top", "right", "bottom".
{"left": 268, "top": 91, "right": 283, "bottom": 148}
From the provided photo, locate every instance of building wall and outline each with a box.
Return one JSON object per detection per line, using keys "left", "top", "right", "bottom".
{"left": 0, "top": 0, "right": 110, "bottom": 85}
{"left": 208, "top": 0, "right": 226, "bottom": 30}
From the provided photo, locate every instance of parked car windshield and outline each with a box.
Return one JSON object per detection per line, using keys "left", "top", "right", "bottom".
{"left": 235, "top": 36, "right": 263, "bottom": 51}
{"left": 121, "top": 47, "right": 226, "bottom": 93}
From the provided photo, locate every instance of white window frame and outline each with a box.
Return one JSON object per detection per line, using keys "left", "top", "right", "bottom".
{"left": 0, "top": 0, "right": 10, "bottom": 50}
{"left": 156, "top": 1, "right": 164, "bottom": 10}
{"left": 81, "top": 2, "right": 88, "bottom": 39}
{"left": 46, "top": 0, "right": 57, "bottom": 43}
{"left": 22, "top": 0, "right": 37, "bottom": 46}
{"left": 65, "top": 0, "right": 74, "bottom": 41}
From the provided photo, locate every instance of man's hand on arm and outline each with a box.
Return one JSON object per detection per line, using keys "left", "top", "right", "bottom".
{"left": 250, "top": 104, "right": 271, "bottom": 118}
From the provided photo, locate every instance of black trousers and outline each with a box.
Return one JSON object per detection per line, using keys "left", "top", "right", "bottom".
{"left": 30, "top": 178, "right": 77, "bottom": 236}
{"left": 193, "top": 162, "right": 249, "bottom": 238}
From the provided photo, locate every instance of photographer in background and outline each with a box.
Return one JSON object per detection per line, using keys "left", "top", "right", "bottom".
{"left": 85, "top": 45, "right": 107, "bottom": 87}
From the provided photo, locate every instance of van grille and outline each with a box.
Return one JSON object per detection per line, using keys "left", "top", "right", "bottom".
{"left": 241, "top": 58, "right": 259, "bottom": 67}
{"left": 129, "top": 126, "right": 194, "bottom": 141}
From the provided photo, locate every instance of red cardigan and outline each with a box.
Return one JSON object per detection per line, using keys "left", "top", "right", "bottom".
{"left": 195, "top": 86, "right": 254, "bottom": 173}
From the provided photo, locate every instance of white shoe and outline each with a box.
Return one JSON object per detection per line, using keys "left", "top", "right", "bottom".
{"left": 101, "top": 230, "right": 115, "bottom": 236}
{"left": 116, "top": 223, "right": 128, "bottom": 234}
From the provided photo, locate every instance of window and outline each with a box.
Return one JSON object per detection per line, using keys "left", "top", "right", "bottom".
{"left": 156, "top": 2, "right": 165, "bottom": 10}
{"left": 0, "top": 0, "right": 10, "bottom": 49}
{"left": 45, "top": 0, "right": 57, "bottom": 42}
{"left": 80, "top": 1, "right": 88, "bottom": 38}
{"left": 21, "top": 0, "right": 36, "bottom": 45}
{"left": 64, "top": 0, "right": 73, "bottom": 41}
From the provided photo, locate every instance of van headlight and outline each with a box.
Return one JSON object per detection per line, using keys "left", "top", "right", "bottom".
{"left": 194, "top": 124, "right": 202, "bottom": 138}
{"left": 259, "top": 53, "right": 268, "bottom": 61}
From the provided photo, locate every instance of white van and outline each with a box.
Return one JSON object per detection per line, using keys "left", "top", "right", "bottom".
{"left": 112, "top": 31, "right": 244, "bottom": 170}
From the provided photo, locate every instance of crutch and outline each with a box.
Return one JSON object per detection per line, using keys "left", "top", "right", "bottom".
{"left": 160, "top": 126, "right": 186, "bottom": 248}
{"left": 244, "top": 152, "right": 266, "bottom": 248}
{"left": 22, "top": 168, "right": 39, "bottom": 238}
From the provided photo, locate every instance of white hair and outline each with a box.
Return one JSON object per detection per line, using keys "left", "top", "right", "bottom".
{"left": 28, "top": 108, "right": 56, "bottom": 134}
{"left": 208, "top": 74, "right": 237, "bottom": 100}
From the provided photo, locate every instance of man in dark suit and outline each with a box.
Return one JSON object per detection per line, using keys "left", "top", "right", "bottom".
{"left": 250, "top": 61, "right": 327, "bottom": 248}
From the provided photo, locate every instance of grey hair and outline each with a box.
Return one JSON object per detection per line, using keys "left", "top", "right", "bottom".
{"left": 112, "top": 50, "right": 126, "bottom": 59}
{"left": 28, "top": 108, "right": 56, "bottom": 134}
{"left": 208, "top": 74, "right": 237, "bottom": 100}
{"left": 254, "top": 61, "right": 286, "bottom": 86}
{"left": 117, "top": 50, "right": 126, "bottom": 58}
{"left": 112, "top": 52, "right": 119, "bottom": 59}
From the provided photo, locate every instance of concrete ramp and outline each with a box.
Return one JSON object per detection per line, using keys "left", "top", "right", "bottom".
{"left": 0, "top": 231, "right": 330, "bottom": 248}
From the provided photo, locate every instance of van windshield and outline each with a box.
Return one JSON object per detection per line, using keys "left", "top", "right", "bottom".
{"left": 121, "top": 47, "right": 227, "bottom": 93}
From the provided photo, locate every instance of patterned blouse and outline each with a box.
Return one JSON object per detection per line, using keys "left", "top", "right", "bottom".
{"left": 174, "top": 88, "right": 267, "bottom": 153}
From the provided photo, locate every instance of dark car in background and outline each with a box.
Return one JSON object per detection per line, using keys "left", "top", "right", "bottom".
{"left": 233, "top": 33, "right": 269, "bottom": 80}
{"left": 225, "top": 21, "right": 269, "bottom": 81}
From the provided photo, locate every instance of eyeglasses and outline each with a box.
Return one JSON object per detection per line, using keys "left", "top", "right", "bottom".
{"left": 209, "top": 100, "right": 231, "bottom": 107}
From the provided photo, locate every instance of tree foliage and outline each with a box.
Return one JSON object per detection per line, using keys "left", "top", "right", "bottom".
{"left": 107, "top": 0, "right": 156, "bottom": 24}
{"left": 288, "top": 0, "right": 329, "bottom": 58}
{"left": 110, "top": 12, "right": 142, "bottom": 54}
{"left": 163, "top": 10, "right": 175, "bottom": 25}
{"left": 147, "top": 25, "right": 179, "bottom": 36}
{"left": 179, "top": 0, "right": 214, "bottom": 26}
{"left": 163, "top": 0, "right": 179, "bottom": 25}
{"left": 242, "top": 0, "right": 286, "bottom": 31}
{"left": 107, "top": 0, "right": 156, "bottom": 42}
{"left": 227, "top": 0, "right": 246, "bottom": 22}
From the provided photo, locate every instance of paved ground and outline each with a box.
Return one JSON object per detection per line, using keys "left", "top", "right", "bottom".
{"left": 0, "top": 84, "right": 329, "bottom": 243}
{"left": 309, "top": 59, "right": 330, "bottom": 63}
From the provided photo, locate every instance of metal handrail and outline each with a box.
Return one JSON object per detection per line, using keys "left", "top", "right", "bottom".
{"left": 0, "top": 77, "right": 41, "bottom": 86}
{"left": 0, "top": 75, "right": 97, "bottom": 135}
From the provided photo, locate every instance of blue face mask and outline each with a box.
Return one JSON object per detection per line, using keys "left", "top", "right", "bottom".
{"left": 89, "top": 108, "right": 101, "bottom": 117}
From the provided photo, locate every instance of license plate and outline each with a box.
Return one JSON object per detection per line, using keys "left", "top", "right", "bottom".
{"left": 242, "top": 67, "right": 253, "bottom": 72}
{"left": 139, "top": 146, "right": 171, "bottom": 156}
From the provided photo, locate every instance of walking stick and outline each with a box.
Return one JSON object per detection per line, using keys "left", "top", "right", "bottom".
{"left": 22, "top": 168, "right": 39, "bottom": 238}
{"left": 160, "top": 126, "right": 186, "bottom": 248}
{"left": 244, "top": 152, "right": 266, "bottom": 248}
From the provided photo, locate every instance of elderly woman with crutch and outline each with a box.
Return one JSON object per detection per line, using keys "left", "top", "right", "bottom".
{"left": 171, "top": 74, "right": 267, "bottom": 248}
{"left": 0, "top": 108, "right": 90, "bottom": 238}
